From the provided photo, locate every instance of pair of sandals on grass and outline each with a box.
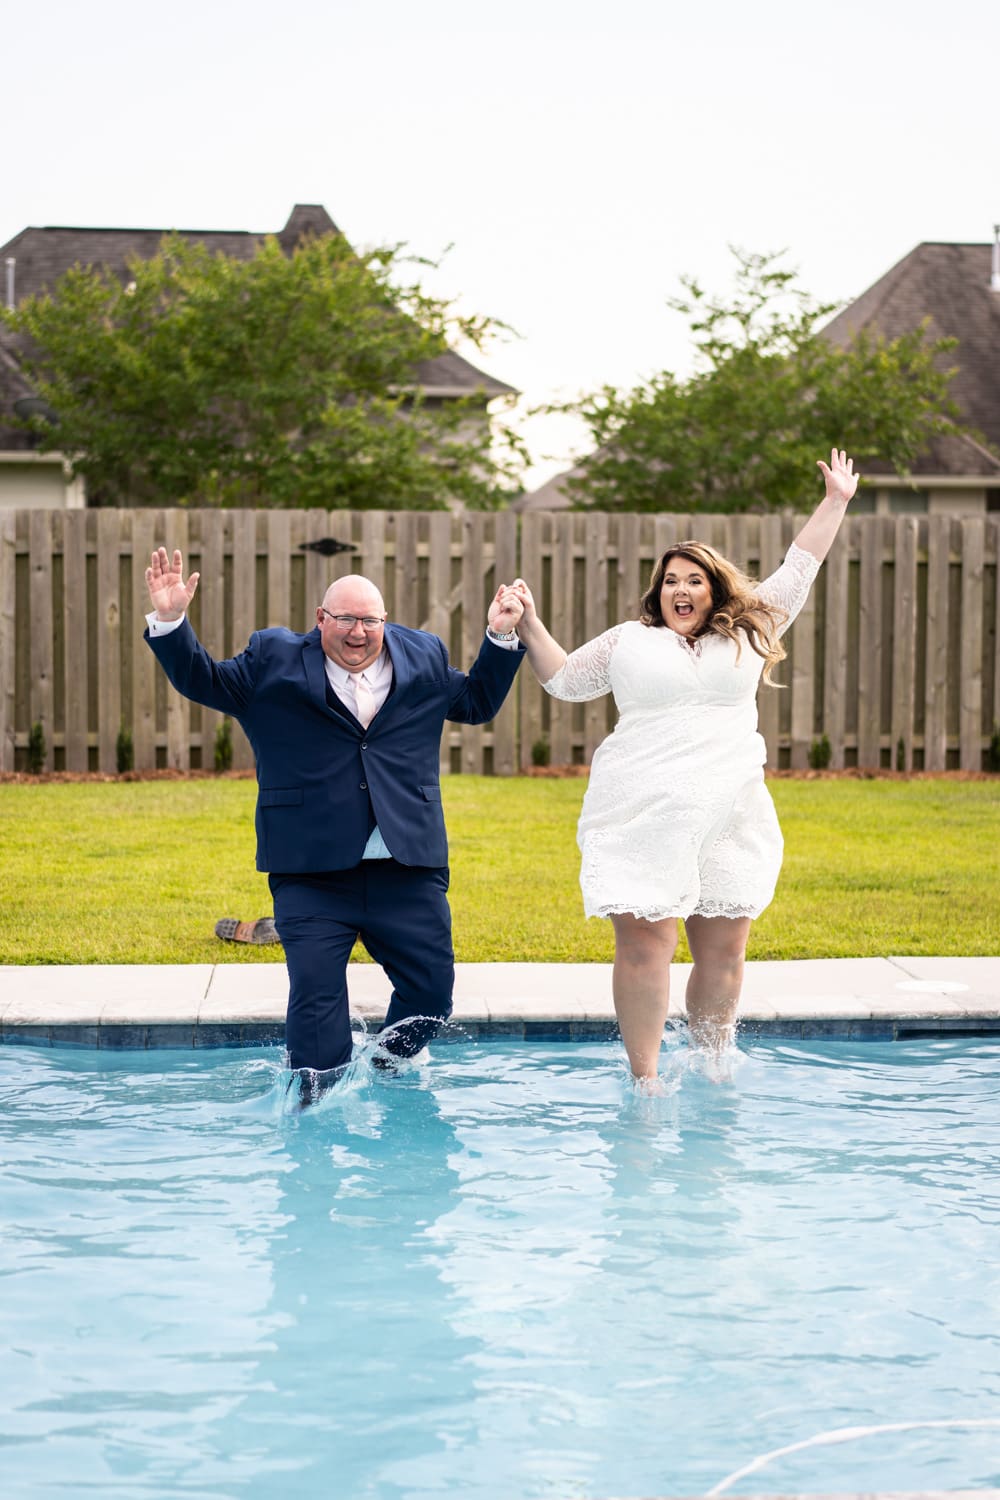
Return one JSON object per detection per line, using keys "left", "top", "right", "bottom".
{"left": 214, "top": 916, "right": 280, "bottom": 946}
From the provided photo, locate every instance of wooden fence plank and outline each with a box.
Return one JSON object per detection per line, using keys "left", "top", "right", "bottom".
{"left": 0, "top": 512, "right": 15, "bottom": 770}
{"left": 229, "top": 511, "right": 257, "bottom": 770}
{"left": 789, "top": 516, "right": 816, "bottom": 768}
{"left": 95, "top": 510, "right": 122, "bottom": 773}
{"left": 518, "top": 513, "right": 545, "bottom": 770}
{"left": 193, "top": 510, "right": 225, "bottom": 769}
{"left": 62, "top": 509, "right": 89, "bottom": 770}
{"left": 130, "top": 511, "right": 158, "bottom": 769}
{"left": 264, "top": 510, "right": 291, "bottom": 628}
{"left": 616, "top": 513, "right": 641, "bottom": 623}
{"left": 162, "top": 512, "right": 190, "bottom": 770}
{"left": 923, "top": 515, "right": 950, "bottom": 770}
{"left": 993, "top": 520, "right": 1000, "bottom": 745}
{"left": 304, "top": 511, "right": 335, "bottom": 619}
{"left": 392, "top": 512, "right": 419, "bottom": 629}
{"left": 426, "top": 512, "right": 452, "bottom": 775}
{"left": 359, "top": 511, "right": 387, "bottom": 598}
{"left": 856, "top": 514, "right": 884, "bottom": 768}
{"left": 959, "top": 518, "right": 984, "bottom": 771}
{"left": 651, "top": 515, "right": 679, "bottom": 575}
{"left": 890, "top": 517, "right": 919, "bottom": 772}
{"left": 727, "top": 514, "right": 748, "bottom": 576}
{"left": 823, "top": 522, "right": 850, "bottom": 767}
{"left": 28, "top": 511, "right": 55, "bottom": 771}
{"left": 548, "top": 513, "right": 575, "bottom": 766}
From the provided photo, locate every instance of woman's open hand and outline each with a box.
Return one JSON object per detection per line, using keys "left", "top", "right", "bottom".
{"left": 817, "top": 449, "right": 859, "bottom": 506}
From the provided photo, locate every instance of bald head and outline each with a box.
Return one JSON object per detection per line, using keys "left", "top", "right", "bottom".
{"left": 321, "top": 574, "right": 386, "bottom": 617}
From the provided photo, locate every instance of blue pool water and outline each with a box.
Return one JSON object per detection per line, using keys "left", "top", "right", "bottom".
{"left": 1, "top": 1033, "right": 999, "bottom": 1499}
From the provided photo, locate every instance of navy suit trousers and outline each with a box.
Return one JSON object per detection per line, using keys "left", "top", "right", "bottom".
{"left": 269, "top": 861, "right": 454, "bottom": 1072}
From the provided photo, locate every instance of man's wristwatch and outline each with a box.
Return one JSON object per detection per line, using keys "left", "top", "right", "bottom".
{"left": 486, "top": 626, "right": 517, "bottom": 642}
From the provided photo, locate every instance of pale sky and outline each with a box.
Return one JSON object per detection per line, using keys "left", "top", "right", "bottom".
{"left": 5, "top": 0, "right": 998, "bottom": 488}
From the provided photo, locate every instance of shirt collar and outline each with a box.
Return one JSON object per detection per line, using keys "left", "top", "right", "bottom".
{"left": 327, "top": 646, "right": 391, "bottom": 692}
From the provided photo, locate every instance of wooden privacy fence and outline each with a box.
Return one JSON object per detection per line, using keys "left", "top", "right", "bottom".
{"left": 1, "top": 508, "right": 998, "bottom": 775}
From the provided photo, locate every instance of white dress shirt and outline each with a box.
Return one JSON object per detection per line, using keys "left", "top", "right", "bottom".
{"left": 323, "top": 648, "right": 393, "bottom": 720}
{"left": 325, "top": 650, "right": 395, "bottom": 858}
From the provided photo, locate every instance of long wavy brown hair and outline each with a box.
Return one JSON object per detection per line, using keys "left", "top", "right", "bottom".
{"left": 639, "top": 541, "right": 788, "bottom": 683}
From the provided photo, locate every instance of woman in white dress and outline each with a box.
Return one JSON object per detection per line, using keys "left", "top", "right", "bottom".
{"left": 512, "top": 449, "right": 859, "bottom": 1082}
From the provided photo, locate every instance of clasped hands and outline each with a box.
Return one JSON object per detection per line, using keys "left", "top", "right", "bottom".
{"left": 488, "top": 578, "right": 538, "bottom": 637}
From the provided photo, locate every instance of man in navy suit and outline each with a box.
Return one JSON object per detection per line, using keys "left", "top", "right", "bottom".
{"left": 144, "top": 548, "right": 525, "bottom": 1100}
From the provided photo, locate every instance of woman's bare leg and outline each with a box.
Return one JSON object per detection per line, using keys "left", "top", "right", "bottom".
{"left": 683, "top": 914, "right": 752, "bottom": 1048}
{"left": 609, "top": 914, "right": 679, "bottom": 1079}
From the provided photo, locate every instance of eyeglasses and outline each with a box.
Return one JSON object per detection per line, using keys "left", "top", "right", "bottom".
{"left": 319, "top": 608, "right": 386, "bottom": 632}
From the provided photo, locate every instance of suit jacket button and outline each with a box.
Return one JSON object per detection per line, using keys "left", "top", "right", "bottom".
{"left": 360, "top": 782, "right": 367, "bottom": 790}
{"left": 361, "top": 742, "right": 367, "bottom": 750}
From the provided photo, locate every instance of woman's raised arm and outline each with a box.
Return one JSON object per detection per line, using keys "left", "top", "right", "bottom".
{"left": 509, "top": 579, "right": 568, "bottom": 683}
{"left": 793, "top": 449, "right": 860, "bottom": 563}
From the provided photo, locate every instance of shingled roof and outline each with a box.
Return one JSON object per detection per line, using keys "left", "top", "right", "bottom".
{"left": 822, "top": 241, "right": 1000, "bottom": 479}
{"left": 0, "top": 203, "right": 515, "bottom": 452}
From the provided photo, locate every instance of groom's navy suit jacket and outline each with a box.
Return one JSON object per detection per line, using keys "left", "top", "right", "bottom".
{"left": 145, "top": 619, "right": 523, "bottom": 873}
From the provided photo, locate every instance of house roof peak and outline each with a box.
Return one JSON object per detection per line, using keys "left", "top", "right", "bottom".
{"left": 278, "top": 204, "right": 341, "bottom": 250}
{"left": 821, "top": 238, "right": 1000, "bottom": 477}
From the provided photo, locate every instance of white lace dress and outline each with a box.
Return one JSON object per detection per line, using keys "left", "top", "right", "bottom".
{"left": 543, "top": 543, "right": 820, "bottom": 922}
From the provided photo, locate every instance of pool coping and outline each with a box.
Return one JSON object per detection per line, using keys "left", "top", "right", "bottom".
{"left": 1, "top": 956, "right": 998, "bottom": 1047}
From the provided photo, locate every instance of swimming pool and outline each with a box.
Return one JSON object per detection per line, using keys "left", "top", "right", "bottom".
{"left": 2, "top": 1034, "right": 998, "bottom": 1499}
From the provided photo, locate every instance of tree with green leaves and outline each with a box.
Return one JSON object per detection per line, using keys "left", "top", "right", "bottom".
{"left": 554, "top": 249, "right": 966, "bottom": 512}
{"left": 3, "top": 232, "right": 523, "bottom": 509}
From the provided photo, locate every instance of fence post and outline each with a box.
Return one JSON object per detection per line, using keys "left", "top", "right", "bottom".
{"left": 0, "top": 512, "right": 15, "bottom": 770}
{"left": 62, "top": 509, "right": 90, "bottom": 771}
{"left": 229, "top": 511, "right": 257, "bottom": 770}
{"left": 823, "top": 521, "right": 850, "bottom": 767}
{"left": 923, "top": 515, "right": 951, "bottom": 771}
{"left": 96, "top": 510, "right": 122, "bottom": 773}
{"left": 959, "top": 518, "right": 985, "bottom": 771}
{"left": 856, "top": 514, "right": 886, "bottom": 768}
{"left": 28, "top": 511, "right": 55, "bottom": 772}
{"left": 891, "top": 516, "right": 919, "bottom": 772}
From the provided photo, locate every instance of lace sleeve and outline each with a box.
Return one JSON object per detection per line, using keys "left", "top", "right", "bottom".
{"left": 757, "top": 543, "right": 821, "bottom": 636}
{"left": 542, "top": 624, "right": 625, "bottom": 702}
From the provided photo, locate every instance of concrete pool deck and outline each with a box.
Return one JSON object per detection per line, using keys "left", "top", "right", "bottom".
{"left": 1, "top": 955, "right": 998, "bottom": 1047}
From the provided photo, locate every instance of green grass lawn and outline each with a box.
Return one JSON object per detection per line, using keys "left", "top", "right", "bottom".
{"left": 1, "top": 777, "right": 997, "bottom": 964}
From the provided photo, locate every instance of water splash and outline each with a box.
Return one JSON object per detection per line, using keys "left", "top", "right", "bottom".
{"left": 625, "top": 1017, "right": 745, "bottom": 1097}
{"left": 276, "top": 1015, "right": 474, "bottom": 1117}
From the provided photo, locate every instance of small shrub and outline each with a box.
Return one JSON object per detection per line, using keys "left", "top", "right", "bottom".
{"left": 116, "top": 722, "right": 134, "bottom": 775}
{"left": 214, "top": 717, "right": 234, "bottom": 773}
{"left": 988, "top": 723, "right": 1000, "bottom": 774}
{"left": 807, "top": 733, "right": 832, "bottom": 770}
{"left": 531, "top": 737, "right": 551, "bottom": 767}
{"left": 26, "top": 721, "right": 46, "bottom": 774}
